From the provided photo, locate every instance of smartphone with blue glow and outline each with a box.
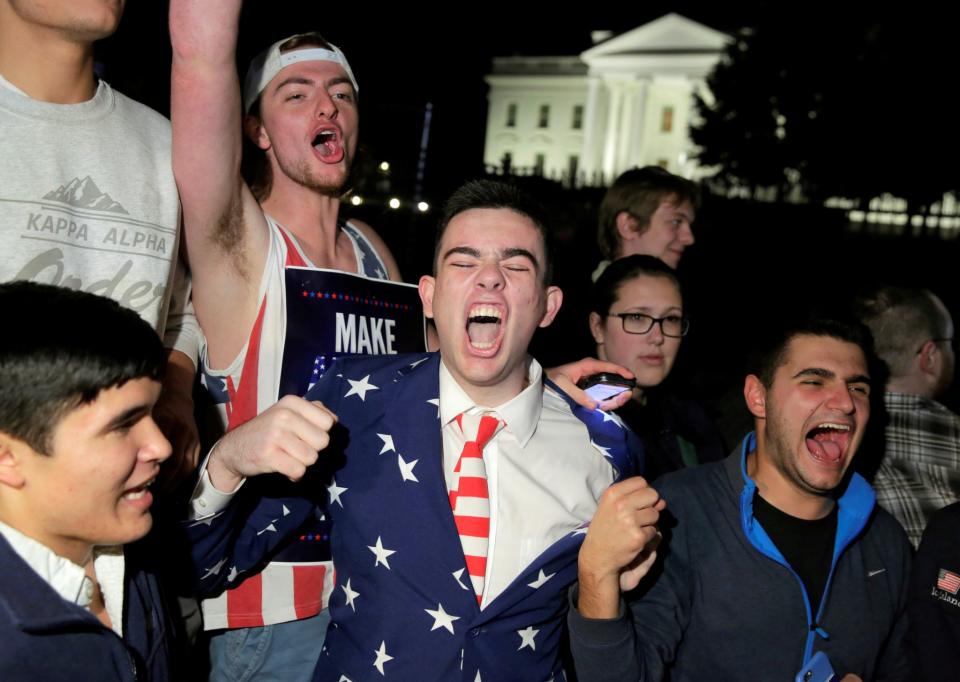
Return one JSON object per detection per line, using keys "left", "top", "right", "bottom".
{"left": 576, "top": 372, "right": 637, "bottom": 403}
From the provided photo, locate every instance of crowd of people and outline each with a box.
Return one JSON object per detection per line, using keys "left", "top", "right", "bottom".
{"left": 0, "top": 2, "right": 957, "bottom": 681}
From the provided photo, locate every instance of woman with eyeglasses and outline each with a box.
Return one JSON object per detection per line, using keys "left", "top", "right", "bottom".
{"left": 588, "top": 254, "right": 725, "bottom": 481}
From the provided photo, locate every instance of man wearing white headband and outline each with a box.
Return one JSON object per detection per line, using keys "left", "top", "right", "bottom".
{"left": 170, "top": 1, "right": 402, "bottom": 680}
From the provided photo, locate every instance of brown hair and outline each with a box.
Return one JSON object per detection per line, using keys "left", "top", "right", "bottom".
{"left": 597, "top": 166, "right": 700, "bottom": 260}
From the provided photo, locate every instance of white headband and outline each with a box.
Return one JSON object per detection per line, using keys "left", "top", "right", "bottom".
{"left": 243, "top": 38, "right": 359, "bottom": 113}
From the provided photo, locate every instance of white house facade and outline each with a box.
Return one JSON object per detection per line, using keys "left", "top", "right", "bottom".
{"left": 483, "top": 14, "right": 730, "bottom": 186}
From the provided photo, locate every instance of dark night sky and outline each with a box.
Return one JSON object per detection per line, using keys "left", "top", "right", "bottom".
{"left": 97, "top": 2, "right": 757, "bottom": 202}
{"left": 97, "top": 2, "right": 957, "bottom": 205}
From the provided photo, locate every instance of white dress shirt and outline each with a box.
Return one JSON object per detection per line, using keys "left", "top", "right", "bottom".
{"left": 190, "top": 356, "right": 617, "bottom": 610}
{"left": 0, "top": 521, "right": 125, "bottom": 635}
{"left": 438, "top": 358, "right": 615, "bottom": 607}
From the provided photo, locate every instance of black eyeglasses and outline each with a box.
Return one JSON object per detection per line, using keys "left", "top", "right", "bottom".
{"left": 608, "top": 312, "right": 689, "bottom": 337}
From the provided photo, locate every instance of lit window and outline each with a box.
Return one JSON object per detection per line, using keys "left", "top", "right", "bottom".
{"left": 661, "top": 106, "right": 674, "bottom": 133}
{"left": 506, "top": 103, "right": 517, "bottom": 128}
{"left": 538, "top": 104, "right": 550, "bottom": 128}
{"left": 572, "top": 105, "right": 584, "bottom": 130}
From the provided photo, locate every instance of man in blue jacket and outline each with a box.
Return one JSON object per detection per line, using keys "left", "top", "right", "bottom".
{"left": 570, "top": 311, "right": 912, "bottom": 681}
{"left": 0, "top": 282, "right": 176, "bottom": 680}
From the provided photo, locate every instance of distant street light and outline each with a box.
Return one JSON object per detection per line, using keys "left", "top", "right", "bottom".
{"left": 379, "top": 161, "right": 391, "bottom": 172}
{"left": 417, "top": 201, "right": 429, "bottom": 212}
{"left": 388, "top": 197, "right": 401, "bottom": 209}
{"left": 350, "top": 195, "right": 363, "bottom": 206}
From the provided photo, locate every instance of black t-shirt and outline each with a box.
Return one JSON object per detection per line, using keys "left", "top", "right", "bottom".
{"left": 753, "top": 492, "right": 838, "bottom": 615}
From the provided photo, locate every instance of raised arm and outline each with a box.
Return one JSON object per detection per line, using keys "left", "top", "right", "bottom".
{"left": 169, "top": 0, "right": 269, "bottom": 364}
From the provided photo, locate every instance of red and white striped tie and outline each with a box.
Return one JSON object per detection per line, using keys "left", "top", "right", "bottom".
{"left": 449, "top": 412, "right": 504, "bottom": 604}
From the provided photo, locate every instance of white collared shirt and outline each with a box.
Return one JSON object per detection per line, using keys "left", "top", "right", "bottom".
{"left": 0, "top": 521, "right": 125, "bottom": 635}
{"left": 438, "top": 357, "right": 615, "bottom": 607}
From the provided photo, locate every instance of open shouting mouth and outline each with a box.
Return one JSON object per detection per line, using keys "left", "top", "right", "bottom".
{"left": 312, "top": 127, "right": 344, "bottom": 163}
{"left": 466, "top": 303, "right": 504, "bottom": 354}
{"left": 804, "top": 422, "right": 851, "bottom": 464}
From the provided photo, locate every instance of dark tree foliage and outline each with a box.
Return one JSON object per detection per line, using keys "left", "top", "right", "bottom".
{"left": 692, "top": 9, "right": 960, "bottom": 211}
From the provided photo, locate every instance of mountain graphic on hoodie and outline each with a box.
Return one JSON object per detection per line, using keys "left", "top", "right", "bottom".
{"left": 43, "top": 176, "right": 128, "bottom": 214}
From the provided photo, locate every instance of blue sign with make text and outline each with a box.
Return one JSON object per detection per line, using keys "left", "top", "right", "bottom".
{"left": 279, "top": 267, "right": 427, "bottom": 398}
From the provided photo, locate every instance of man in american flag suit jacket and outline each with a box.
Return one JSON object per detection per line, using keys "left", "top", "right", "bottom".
{"left": 187, "top": 180, "right": 663, "bottom": 680}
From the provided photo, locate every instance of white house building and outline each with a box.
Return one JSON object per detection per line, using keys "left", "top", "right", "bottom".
{"left": 483, "top": 14, "right": 730, "bottom": 186}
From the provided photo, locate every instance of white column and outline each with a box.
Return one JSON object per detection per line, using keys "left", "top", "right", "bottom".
{"left": 616, "top": 81, "right": 637, "bottom": 174}
{"left": 601, "top": 81, "right": 623, "bottom": 184}
{"left": 580, "top": 75, "right": 602, "bottom": 182}
{"left": 628, "top": 78, "right": 649, "bottom": 169}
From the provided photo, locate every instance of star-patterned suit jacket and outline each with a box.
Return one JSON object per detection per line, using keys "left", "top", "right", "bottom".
{"left": 188, "top": 352, "right": 641, "bottom": 681}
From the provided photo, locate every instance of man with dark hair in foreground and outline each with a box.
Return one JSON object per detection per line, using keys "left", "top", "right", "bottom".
{"left": 186, "top": 179, "right": 663, "bottom": 680}
{"left": 0, "top": 281, "right": 174, "bottom": 680}
{"left": 570, "top": 311, "right": 912, "bottom": 681}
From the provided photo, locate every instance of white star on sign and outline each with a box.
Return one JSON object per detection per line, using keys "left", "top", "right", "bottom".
{"left": 527, "top": 569, "right": 556, "bottom": 589}
{"left": 409, "top": 357, "right": 429, "bottom": 369}
{"left": 281, "top": 504, "right": 290, "bottom": 516}
{"left": 344, "top": 374, "right": 379, "bottom": 401}
{"left": 342, "top": 578, "right": 360, "bottom": 612}
{"left": 452, "top": 568, "right": 470, "bottom": 591}
{"left": 377, "top": 433, "right": 395, "bottom": 455}
{"left": 517, "top": 625, "right": 539, "bottom": 651}
{"left": 373, "top": 641, "right": 393, "bottom": 675}
{"left": 200, "top": 557, "right": 228, "bottom": 580}
{"left": 398, "top": 455, "right": 420, "bottom": 483}
{"left": 425, "top": 602, "right": 460, "bottom": 634}
{"left": 368, "top": 536, "right": 396, "bottom": 569}
{"left": 338, "top": 676, "right": 353, "bottom": 682}
{"left": 474, "top": 671, "right": 482, "bottom": 682}
{"left": 427, "top": 398, "right": 440, "bottom": 417}
{"left": 327, "top": 479, "right": 348, "bottom": 507}
{"left": 256, "top": 522, "right": 277, "bottom": 535}
{"left": 227, "top": 566, "right": 239, "bottom": 583}
{"left": 571, "top": 526, "right": 589, "bottom": 536}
